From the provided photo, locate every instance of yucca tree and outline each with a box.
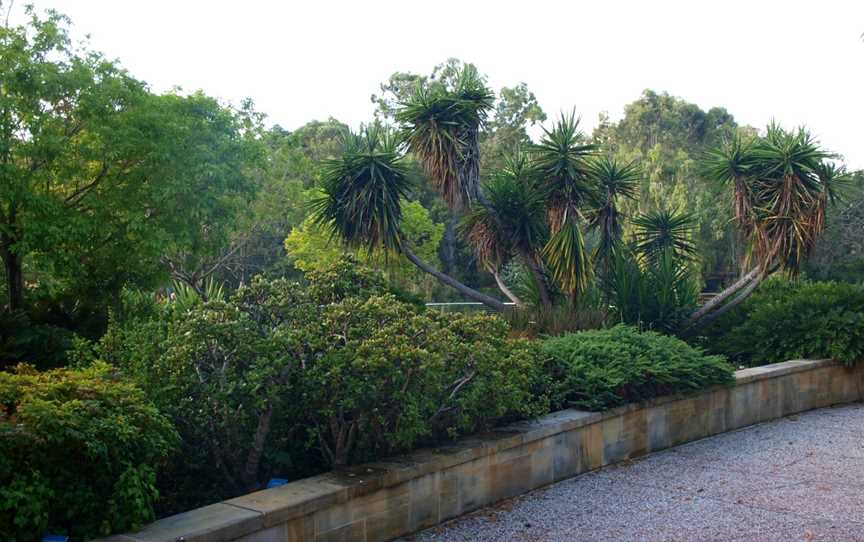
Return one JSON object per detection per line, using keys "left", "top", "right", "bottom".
{"left": 631, "top": 209, "right": 699, "bottom": 264}
{"left": 533, "top": 112, "right": 598, "bottom": 300}
{"left": 461, "top": 148, "right": 549, "bottom": 306}
{"left": 396, "top": 65, "right": 494, "bottom": 209}
{"left": 311, "top": 125, "right": 507, "bottom": 310}
{"left": 686, "top": 124, "right": 850, "bottom": 330}
{"left": 586, "top": 157, "right": 640, "bottom": 274}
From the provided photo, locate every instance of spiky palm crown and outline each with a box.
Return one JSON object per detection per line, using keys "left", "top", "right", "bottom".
{"left": 631, "top": 209, "right": 699, "bottom": 264}
{"left": 586, "top": 156, "right": 640, "bottom": 264}
{"left": 531, "top": 112, "right": 599, "bottom": 232}
{"left": 311, "top": 125, "right": 410, "bottom": 254}
{"left": 396, "top": 65, "right": 494, "bottom": 209}
{"left": 704, "top": 123, "right": 850, "bottom": 273}
{"left": 461, "top": 148, "right": 548, "bottom": 270}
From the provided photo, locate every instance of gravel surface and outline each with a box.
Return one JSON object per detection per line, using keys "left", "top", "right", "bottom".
{"left": 403, "top": 403, "right": 864, "bottom": 542}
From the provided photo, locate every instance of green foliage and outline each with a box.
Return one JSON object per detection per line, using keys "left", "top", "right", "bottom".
{"left": 0, "top": 7, "right": 260, "bottom": 315}
{"left": 0, "top": 363, "right": 178, "bottom": 540}
{"left": 0, "top": 311, "right": 78, "bottom": 370}
{"left": 86, "top": 257, "right": 544, "bottom": 513}
{"left": 608, "top": 249, "right": 699, "bottom": 332}
{"left": 702, "top": 280, "right": 864, "bottom": 367}
{"left": 593, "top": 90, "right": 742, "bottom": 284}
{"left": 541, "top": 325, "right": 733, "bottom": 411}
{"left": 311, "top": 125, "right": 410, "bottom": 253}
{"left": 286, "top": 200, "right": 444, "bottom": 296}
{"left": 302, "top": 295, "right": 548, "bottom": 465}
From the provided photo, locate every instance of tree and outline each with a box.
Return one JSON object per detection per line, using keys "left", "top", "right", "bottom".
{"left": 0, "top": 7, "right": 259, "bottom": 312}
{"left": 685, "top": 124, "right": 850, "bottom": 331}
{"left": 592, "top": 90, "right": 745, "bottom": 286}
{"left": 285, "top": 199, "right": 444, "bottom": 297}
{"left": 311, "top": 124, "right": 507, "bottom": 309}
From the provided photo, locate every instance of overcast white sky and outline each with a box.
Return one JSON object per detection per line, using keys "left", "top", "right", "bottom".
{"left": 9, "top": 1, "right": 864, "bottom": 168}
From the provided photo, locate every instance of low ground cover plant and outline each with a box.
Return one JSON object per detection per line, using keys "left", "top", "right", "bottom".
{"left": 542, "top": 325, "right": 734, "bottom": 411}
{"left": 701, "top": 279, "right": 864, "bottom": 367}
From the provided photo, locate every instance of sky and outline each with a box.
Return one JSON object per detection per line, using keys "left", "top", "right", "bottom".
{"left": 7, "top": 0, "right": 864, "bottom": 169}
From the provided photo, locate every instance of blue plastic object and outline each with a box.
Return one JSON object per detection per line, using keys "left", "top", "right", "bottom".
{"left": 266, "top": 478, "right": 289, "bottom": 488}
{"left": 43, "top": 536, "right": 69, "bottom": 542}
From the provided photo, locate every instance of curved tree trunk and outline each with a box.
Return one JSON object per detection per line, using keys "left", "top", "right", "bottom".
{"left": 685, "top": 266, "right": 760, "bottom": 326}
{"left": 491, "top": 269, "right": 524, "bottom": 307}
{"left": 689, "top": 269, "right": 767, "bottom": 331}
{"left": 522, "top": 251, "right": 553, "bottom": 310}
{"left": 403, "top": 245, "right": 507, "bottom": 312}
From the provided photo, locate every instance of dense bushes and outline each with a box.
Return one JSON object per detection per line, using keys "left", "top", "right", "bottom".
{"left": 702, "top": 280, "right": 864, "bottom": 367}
{"left": 0, "top": 363, "right": 178, "bottom": 541}
{"left": 4, "top": 258, "right": 743, "bottom": 539}
{"left": 85, "top": 257, "right": 548, "bottom": 514}
{"left": 542, "top": 325, "right": 733, "bottom": 411}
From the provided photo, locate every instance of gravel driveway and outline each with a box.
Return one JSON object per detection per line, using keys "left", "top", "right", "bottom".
{"left": 404, "top": 403, "right": 864, "bottom": 542}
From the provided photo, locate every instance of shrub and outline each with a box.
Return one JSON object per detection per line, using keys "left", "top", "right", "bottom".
{"left": 702, "top": 279, "right": 864, "bottom": 367}
{"left": 302, "top": 297, "right": 549, "bottom": 465}
{"left": 607, "top": 249, "right": 699, "bottom": 333}
{"left": 0, "top": 363, "right": 178, "bottom": 541}
{"left": 85, "top": 256, "right": 548, "bottom": 513}
{"left": 542, "top": 325, "right": 733, "bottom": 411}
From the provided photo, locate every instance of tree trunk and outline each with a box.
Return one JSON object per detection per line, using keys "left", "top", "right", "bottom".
{"left": 491, "top": 270, "right": 523, "bottom": 307}
{"left": 440, "top": 216, "right": 458, "bottom": 275}
{"left": 523, "top": 251, "right": 553, "bottom": 310}
{"left": 403, "top": 245, "right": 507, "bottom": 311}
{"left": 242, "top": 402, "right": 274, "bottom": 491}
{"left": 686, "top": 269, "right": 767, "bottom": 332}
{"left": 685, "top": 266, "right": 760, "bottom": 326}
{"left": 1, "top": 240, "right": 23, "bottom": 312}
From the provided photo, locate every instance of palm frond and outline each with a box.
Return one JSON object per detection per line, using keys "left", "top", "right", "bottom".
{"left": 531, "top": 111, "right": 599, "bottom": 231}
{"left": 632, "top": 209, "right": 698, "bottom": 263}
{"left": 586, "top": 156, "right": 641, "bottom": 269}
{"left": 541, "top": 218, "right": 591, "bottom": 295}
{"left": 310, "top": 124, "right": 410, "bottom": 253}
{"left": 460, "top": 147, "right": 547, "bottom": 270}
{"left": 396, "top": 65, "right": 494, "bottom": 208}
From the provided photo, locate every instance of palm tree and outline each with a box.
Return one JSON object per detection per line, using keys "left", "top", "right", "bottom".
{"left": 532, "top": 112, "right": 598, "bottom": 301}
{"left": 586, "top": 156, "right": 640, "bottom": 275}
{"left": 311, "top": 124, "right": 506, "bottom": 311}
{"left": 460, "top": 148, "right": 549, "bottom": 307}
{"left": 631, "top": 209, "right": 699, "bottom": 264}
{"left": 396, "top": 65, "right": 494, "bottom": 209}
{"left": 686, "top": 124, "right": 850, "bottom": 330}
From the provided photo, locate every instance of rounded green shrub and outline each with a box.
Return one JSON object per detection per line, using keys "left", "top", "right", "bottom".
{"left": 542, "top": 325, "right": 733, "bottom": 411}
{"left": 0, "top": 363, "right": 178, "bottom": 541}
{"left": 703, "top": 280, "right": 864, "bottom": 367}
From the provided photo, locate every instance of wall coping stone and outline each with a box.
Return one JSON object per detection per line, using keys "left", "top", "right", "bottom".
{"left": 108, "top": 358, "right": 851, "bottom": 542}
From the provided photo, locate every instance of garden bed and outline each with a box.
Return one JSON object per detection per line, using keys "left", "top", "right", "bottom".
{"left": 101, "top": 358, "right": 864, "bottom": 542}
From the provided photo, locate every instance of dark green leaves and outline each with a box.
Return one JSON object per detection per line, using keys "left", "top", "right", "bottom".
{"left": 396, "top": 65, "right": 494, "bottom": 208}
{"left": 632, "top": 209, "right": 699, "bottom": 263}
{"left": 311, "top": 125, "right": 410, "bottom": 254}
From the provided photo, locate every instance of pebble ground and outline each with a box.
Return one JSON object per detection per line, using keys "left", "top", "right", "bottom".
{"left": 404, "top": 403, "right": 864, "bottom": 542}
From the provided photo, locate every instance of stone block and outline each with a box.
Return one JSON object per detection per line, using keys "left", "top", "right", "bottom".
{"left": 409, "top": 473, "right": 440, "bottom": 532}
{"left": 488, "top": 451, "right": 532, "bottom": 502}
{"left": 315, "top": 520, "right": 365, "bottom": 542}
{"left": 601, "top": 408, "right": 648, "bottom": 464}
{"left": 124, "top": 503, "right": 263, "bottom": 542}
{"left": 226, "top": 478, "right": 346, "bottom": 527}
